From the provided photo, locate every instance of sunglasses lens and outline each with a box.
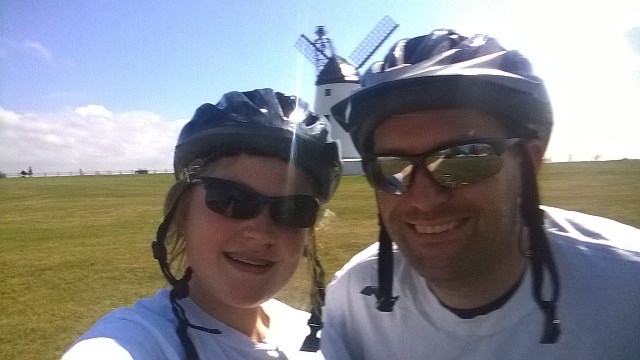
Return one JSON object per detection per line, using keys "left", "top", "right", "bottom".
{"left": 204, "top": 183, "right": 261, "bottom": 219}
{"left": 368, "top": 141, "right": 510, "bottom": 194}
{"left": 200, "top": 177, "right": 318, "bottom": 228}
{"left": 271, "top": 196, "right": 320, "bottom": 228}
{"left": 429, "top": 143, "right": 504, "bottom": 187}
{"left": 369, "top": 157, "right": 415, "bottom": 194}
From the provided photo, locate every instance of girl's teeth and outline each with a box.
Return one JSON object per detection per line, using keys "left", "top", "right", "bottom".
{"left": 227, "top": 253, "right": 270, "bottom": 266}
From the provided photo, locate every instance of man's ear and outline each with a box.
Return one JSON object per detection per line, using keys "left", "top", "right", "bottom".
{"left": 523, "top": 139, "right": 545, "bottom": 175}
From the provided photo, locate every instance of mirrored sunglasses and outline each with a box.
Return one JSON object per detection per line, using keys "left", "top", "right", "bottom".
{"left": 363, "top": 138, "right": 521, "bottom": 194}
{"left": 191, "top": 177, "right": 320, "bottom": 228}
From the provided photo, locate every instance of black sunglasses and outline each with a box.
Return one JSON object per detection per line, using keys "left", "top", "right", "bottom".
{"left": 363, "top": 138, "right": 521, "bottom": 194}
{"left": 190, "top": 177, "right": 320, "bottom": 228}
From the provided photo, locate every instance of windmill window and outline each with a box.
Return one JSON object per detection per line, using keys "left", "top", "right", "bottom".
{"left": 324, "top": 88, "right": 332, "bottom": 96}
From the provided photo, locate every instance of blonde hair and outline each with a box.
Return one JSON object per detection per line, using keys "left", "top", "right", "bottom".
{"left": 161, "top": 180, "right": 193, "bottom": 278}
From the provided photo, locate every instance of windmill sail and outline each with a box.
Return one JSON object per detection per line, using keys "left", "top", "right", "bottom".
{"left": 350, "top": 16, "right": 399, "bottom": 70}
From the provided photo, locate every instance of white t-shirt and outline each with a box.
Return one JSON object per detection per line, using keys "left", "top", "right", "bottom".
{"left": 62, "top": 289, "right": 323, "bottom": 360}
{"left": 321, "top": 206, "right": 640, "bottom": 360}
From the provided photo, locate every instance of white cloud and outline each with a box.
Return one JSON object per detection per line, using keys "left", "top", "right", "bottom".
{"left": 0, "top": 106, "right": 188, "bottom": 175}
{"left": 0, "top": 108, "right": 20, "bottom": 125}
{"left": 75, "top": 105, "right": 113, "bottom": 118}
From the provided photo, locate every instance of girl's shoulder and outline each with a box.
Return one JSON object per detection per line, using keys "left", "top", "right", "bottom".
{"left": 62, "top": 289, "right": 182, "bottom": 360}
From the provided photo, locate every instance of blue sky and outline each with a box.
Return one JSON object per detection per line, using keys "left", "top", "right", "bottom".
{"left": 1, "top": 0, "right": 639, "bottom": 174}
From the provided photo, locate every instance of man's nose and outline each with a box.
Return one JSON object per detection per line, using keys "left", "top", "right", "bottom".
{"left": 405, "top": 168, "right": 452, "bottom": 211}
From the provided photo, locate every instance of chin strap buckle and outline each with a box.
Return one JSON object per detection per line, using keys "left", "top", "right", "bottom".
{"left": 299, "top": 313, "right": 322, "bottom": 352}
{"left": 361, "top": 286, "right": 399, "bottom": 312}
{"left": 540, "top": 301, "right": 560, "bottom": 344}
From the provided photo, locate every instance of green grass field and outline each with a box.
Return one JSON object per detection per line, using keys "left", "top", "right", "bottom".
{"left": 1, "top": 160, "right": 639, "bottom": 359}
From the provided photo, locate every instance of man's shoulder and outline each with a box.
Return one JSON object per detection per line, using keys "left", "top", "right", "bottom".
{"left": 543, "top": 206, "right": 640, "bottom": 285}
{"left": 328, "top": 242, "right": 411, "bottom": 289}
{"left": 334, "top": 242, "right": 380, "bottom": 275}
{"left": 543, "top": 206, "right": 640, "bottom": 253}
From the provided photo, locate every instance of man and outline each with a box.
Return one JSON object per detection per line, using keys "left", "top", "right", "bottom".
{"left": 321, "top": 29, "right": 640, "bottom": 359}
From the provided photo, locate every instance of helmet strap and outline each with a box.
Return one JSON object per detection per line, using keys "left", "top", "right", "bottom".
{"left": 300, "top": 230, "right": 325, "bottom": 352}
{"left": 152, "top": 193, "right": 189, "bottom": 287}
{"left": 360, "top": 214, "right": 399, "bottom": 312}
{"left": 518, "top": 145, "right": 561, "bottom": 344}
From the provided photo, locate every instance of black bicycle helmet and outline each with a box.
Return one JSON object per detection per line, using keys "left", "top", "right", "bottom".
{"left": 153, "top": 88, "right": 341, "bottom": 358}
{"left": 332, "top": 28, "right": 553, "bottom": 157}
{"left": 175, "top": 88, "right": 341, "bottom": 202}
{"left": 331, "top": 29, "right": 560, "bottom": 344}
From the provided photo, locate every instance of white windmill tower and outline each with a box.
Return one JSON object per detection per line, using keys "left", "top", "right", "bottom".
{"left": 295, "top": 16, "right": 398, "bottom": 174}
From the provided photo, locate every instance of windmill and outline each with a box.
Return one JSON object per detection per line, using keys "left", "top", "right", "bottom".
{"left": 295, "top": 16, "right": 398, "bottom": 174}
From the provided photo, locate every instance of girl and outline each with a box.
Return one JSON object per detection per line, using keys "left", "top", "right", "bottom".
{"left": 62, "top": 88, "right": 341, "bottom": 359}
